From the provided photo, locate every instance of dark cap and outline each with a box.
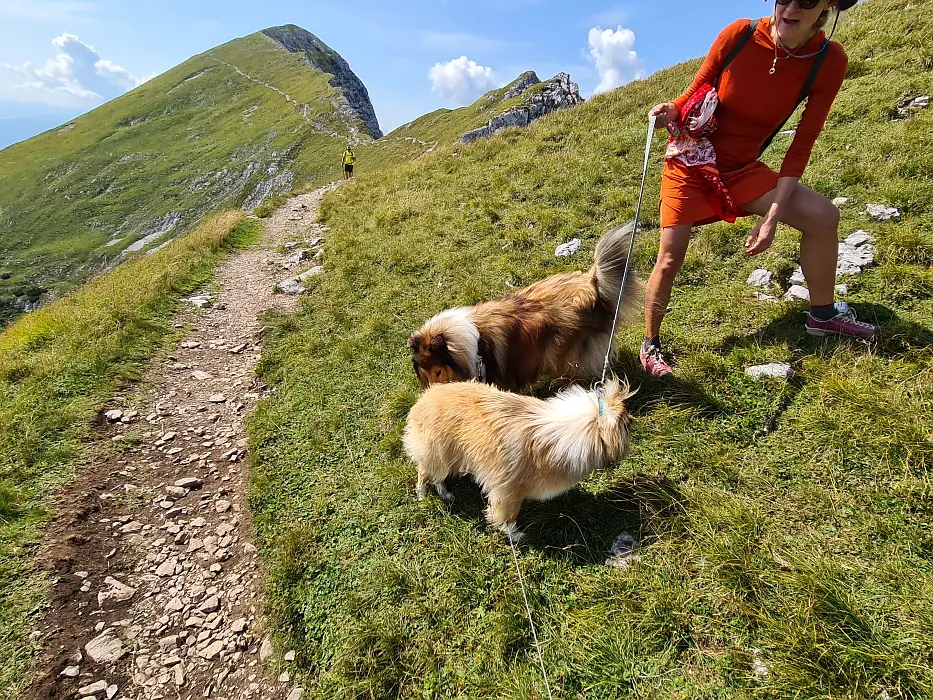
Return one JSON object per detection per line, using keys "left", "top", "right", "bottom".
{"left": 838, "top": 0, "right": 857, "bottom": 9}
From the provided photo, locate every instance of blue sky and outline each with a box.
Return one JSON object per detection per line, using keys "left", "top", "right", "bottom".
{"left": 0, "top": 0, "right": 759, "bottom": 148}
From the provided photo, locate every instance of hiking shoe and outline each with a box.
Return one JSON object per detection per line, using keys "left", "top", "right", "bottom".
{"left": 806, "top": 306, "right": 878, "bottom": 341}
{"left": 640, "top": 344, "right": 674, "bottom": 377}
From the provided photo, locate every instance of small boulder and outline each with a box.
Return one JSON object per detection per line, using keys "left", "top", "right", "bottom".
{"left": 784, "top": 285, "right": 810, "bottom": 302}
{"left": 896, "top": 94, "right": 930, "bottom": 118}
{"left": 97, "top": 577, "right": 136, "bottom": 607}
{"left": 85, "top": 630, "right": 127, "bottom": 663}
{"left": 187, "top": 294, "right": 212, "bottom": 308}
{"left": 837, "top": 230, "right": 875, "bottom": 276}
{"left": 276, "top": 278, "right": 304, "bottom": 295}
{"left": 231, "top": 618, "right": 248, "bottom": 634}
{"left": 832, "top": 196, "right": 849, "bottom": 207}
{"left": 297, "top": 266, "right": 324, "bottom": 281}
{"left": 844, "top": 229, "right": 874, "bottom": 248}
{"left": 199, "top": 596, "right": 220, "bottom": 614}
{"left": 555, "top": 238, "right": 581, "bottom": 257}
{"left": 605, "top": 532, "right": 641, "bottom": 570}
{"left": 746, "top": 363, "right": 793, "bottom": 379}
{"left": 259, "top": 637, "right": 274, "bottom": 662}
{"left": 78, "top": 680, "right": 109, "bottom": 695}
{"left": 866, "top": 203, "right": 900, "bottom": 221}
{"left": 746, "top": 269, "right": 773, "bottom": 288}
{"left": 104, "top": 410, "right": 123, "bottom": 422}
{"left": 201, "top": 641, "right": 225, "bottom": 660}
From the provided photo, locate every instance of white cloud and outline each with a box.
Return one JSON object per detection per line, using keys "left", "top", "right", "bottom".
{"left": 1, "top": 32, "right": 148, "bottom": 109}
{"left": 587, "top": 25, "right": 645, "bottom": 94}
{"left": 428, "top": 55, "right": 497, "bottom": 104}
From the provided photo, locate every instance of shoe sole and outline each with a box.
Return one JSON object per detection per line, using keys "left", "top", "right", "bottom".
{"left": 806, "top": 326, "right": 875, "bottom": 340}
{"left": 642, "top": 365, "right": 674, "bottom": 377}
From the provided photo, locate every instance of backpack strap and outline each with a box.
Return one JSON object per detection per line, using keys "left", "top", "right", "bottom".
{"left": 758, "top": 39, "right": 831, "bottom": 157}
{"left": 715, "top": 19, "right": 758, "bottom": 90}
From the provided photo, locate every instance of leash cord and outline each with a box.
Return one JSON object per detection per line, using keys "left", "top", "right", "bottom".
{"left": 508, "top": 537, "right": 554, "bottom": 700}
{"left": 600, "top": 114, "right": 657, "bottom": 385}
{"left": 507, "top": 115, "right": 657, "bottom": 699}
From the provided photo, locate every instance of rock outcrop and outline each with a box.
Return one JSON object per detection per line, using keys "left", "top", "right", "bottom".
{"left": 460, "top": 72, "right": 584, "bottom": 144}
{"left": 501, "top": 71, "right": 542, "bottom": 101}
{"left": 261, "top": 25, "right": 383, "bottom": 139}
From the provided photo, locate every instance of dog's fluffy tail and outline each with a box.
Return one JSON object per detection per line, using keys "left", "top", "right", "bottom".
{"left": 592, "top": 222, "right": 642, "bottom": 322}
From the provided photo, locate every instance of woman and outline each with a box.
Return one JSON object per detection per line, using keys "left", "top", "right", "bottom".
{"left": 642, "top": 0, "right": 876, "bottom": 378}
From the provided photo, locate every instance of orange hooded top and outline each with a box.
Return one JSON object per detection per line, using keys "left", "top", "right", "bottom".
{"left": 672, "top": 16, "right": 848, "bottom": 178}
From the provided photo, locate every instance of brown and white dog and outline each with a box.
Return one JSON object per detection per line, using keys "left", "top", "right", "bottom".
{"left": 403, "top": 375, "right": 634, "bottom": 544}
{"left": 408, "top": 223, "right": 641, "bottom": 392}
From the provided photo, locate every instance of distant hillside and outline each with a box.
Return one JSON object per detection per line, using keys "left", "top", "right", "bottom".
{"left": 354, "top": 70, "right": 583, "bottom": 173}
{"left": 0, "top": 25, "right": 378, "bottom": 325}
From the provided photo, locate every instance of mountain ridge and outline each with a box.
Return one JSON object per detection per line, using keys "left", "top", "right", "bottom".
{"left": 261, "top": 24, "right": 382, "bottom": 140}
{"left": 0, "top": 24, "right": 373, "bottom": 325}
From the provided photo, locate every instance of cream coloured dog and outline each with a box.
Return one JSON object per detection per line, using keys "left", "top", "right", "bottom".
{"left": 403, "top": 375, "right": 634, "bottom": 543}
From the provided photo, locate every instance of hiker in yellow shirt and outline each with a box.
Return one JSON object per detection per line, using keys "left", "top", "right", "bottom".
{"left": 342, "top": 146, "right": 355, "bottom": 180}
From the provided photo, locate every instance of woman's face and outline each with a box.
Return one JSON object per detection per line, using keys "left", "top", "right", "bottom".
{"left": 774, "top": 0, "right": 834, "bottom": 46}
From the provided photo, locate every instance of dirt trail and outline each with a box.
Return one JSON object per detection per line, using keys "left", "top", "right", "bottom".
{"left": 27, "top": 184, "right": 339, "bottom": 700}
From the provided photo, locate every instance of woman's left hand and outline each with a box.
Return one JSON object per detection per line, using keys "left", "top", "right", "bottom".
{"left": 746, "top": 215, "right": 777, "bottom": 255}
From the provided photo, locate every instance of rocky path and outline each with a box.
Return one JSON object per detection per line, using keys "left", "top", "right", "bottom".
{"left": 27, "top": 184, "right": 339, "bottom": 700}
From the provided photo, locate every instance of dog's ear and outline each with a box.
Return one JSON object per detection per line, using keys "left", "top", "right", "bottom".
{"left": 429, "top": 333, "right": 447, "bottom": 351}
{"left": 407, "top": 332, "right": 422, "bottom": 352}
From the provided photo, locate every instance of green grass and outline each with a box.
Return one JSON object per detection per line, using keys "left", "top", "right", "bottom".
{"left": 0, "top": 28, "right": 364, "bottom": 327}
{"left": 247, "top": 0, "right": 933, "bottom": 697}
{"left": 0, "top": 211, "right": 259, "bottom": 699}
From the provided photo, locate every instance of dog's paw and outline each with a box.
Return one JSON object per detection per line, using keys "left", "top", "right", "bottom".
{"left": 499, "top": 523, "right": 526, "bottom": 547}
{"left": 435, "top": 484, "right": 455, "bottom": 503}
{"left": 506, "top": 529, "right": 527, "bottom": 547}
{"left": 415, "top": 484, "right": 428, "bottom": 501}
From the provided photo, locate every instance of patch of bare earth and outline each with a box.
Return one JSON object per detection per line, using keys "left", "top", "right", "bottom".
{"left": 27, "top": 184, "right": 339, "bottom": 700}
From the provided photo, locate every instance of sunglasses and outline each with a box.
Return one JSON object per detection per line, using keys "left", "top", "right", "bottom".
{"left": 776, "top": 0, "right": 825, "bottom": 9}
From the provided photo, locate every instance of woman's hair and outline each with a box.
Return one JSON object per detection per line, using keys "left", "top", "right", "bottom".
{"left": 816, "top": 0, "right": 855, "bottom": 28}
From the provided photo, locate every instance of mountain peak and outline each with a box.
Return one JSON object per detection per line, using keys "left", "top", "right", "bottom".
{"left": 261, "top": 25, "right": 382, "bottom": 139}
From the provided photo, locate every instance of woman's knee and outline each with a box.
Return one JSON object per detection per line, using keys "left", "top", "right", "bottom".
{"left": 789, "top": 187, "right": 840, "bottom": 237}
{"left": 654, "top": 250, "right": 686, "bottom": 278}
{"left": 652, "top": 226, "right": 691, "bottom": 279}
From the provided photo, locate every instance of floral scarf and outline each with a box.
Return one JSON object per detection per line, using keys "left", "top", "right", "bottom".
{"left": 665, "top": 83, "right": 742, "bottom": 223}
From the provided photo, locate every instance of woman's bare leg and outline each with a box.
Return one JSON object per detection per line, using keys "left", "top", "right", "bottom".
{"left": 644, "top": 224, "right": 694, "bottom": 338}
{"left": 742, "top": 183, "right": 840, "bottom": 307}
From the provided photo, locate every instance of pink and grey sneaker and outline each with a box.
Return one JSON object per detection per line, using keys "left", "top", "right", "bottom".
{"left": 806, "top": 306, "right": 878, "bottom": 341}
{"left": 640, "top": 344, "right": 674, "bottom": 377}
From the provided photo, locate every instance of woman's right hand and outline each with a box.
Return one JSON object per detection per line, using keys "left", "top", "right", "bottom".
{"left": 649, "top": 102, "right": 678, "bottom": 129}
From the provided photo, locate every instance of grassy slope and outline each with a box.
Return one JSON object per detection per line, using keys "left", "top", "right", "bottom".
{"left": 248, "top": 0, "right": 933, "bottom": 697}
{"left": 0, "top": 212, "right": 260, "bottom": 698}
{"left": 0, "top": 30, "right": 355, "bottom": 326}
{"left": 352, "top": 72, "right": 561, "bottom": 177}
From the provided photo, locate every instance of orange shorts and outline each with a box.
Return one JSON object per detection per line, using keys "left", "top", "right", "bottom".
{"left": 659, "top": 158, "right": 780, "bottom": 228}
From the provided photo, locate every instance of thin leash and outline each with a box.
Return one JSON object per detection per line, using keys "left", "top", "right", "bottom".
{"left": 508, "top": 116, "right": 657, "bottom": 699}
{"left": 508, "top": 536, "right": 554, "bottom": 700}
{"left": 599, "top": 114, "right": 657, "bottom": 387}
